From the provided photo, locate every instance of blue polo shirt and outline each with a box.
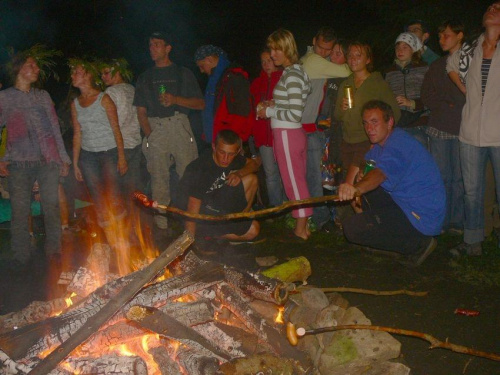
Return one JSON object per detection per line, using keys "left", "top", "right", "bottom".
{"left": 365, "top": 128, "right": 445, "bottom": 236}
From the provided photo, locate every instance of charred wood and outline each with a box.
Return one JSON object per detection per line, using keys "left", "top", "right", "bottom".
{"left": 175, "top": 348, "right": 220, "bottom": 375}
{"left": 147, "top": 346, "right": 182, "bottom": 375}
{"left": 20, "top": 232, "right": 194, "bottom": 375}
{"left": 193, "top": 322, "right": 259, "bottom": 358}
{"left": 126, "top": 305, "right": 232, "bottom": 362}
{"left": 215, "top": 283, "right": 312, "bottom": 373}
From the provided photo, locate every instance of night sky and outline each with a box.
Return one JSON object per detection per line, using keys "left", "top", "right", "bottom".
{"left": 0, "top": 0, "right": 494, "bottom": 102}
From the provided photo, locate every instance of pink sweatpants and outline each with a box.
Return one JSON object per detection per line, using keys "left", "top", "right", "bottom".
{"left": 273, "top": 128, "right": 312, "bottom": 218}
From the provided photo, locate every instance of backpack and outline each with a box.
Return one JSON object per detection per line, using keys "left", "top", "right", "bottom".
{"left": 213, "top": 67, "right": 254, "bottom": 142}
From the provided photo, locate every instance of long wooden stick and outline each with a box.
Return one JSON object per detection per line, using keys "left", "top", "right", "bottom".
{"left": 28, "top": 231, "right": 194, "bottom": 375}
{"left": 133, "top": 191, "right": 340, "bottom": 221}
{"left": 317, "top": 287, "right": 428, "bottom": 297}
{"left": 300, "top": 325, "right": 500, "bottom": 361}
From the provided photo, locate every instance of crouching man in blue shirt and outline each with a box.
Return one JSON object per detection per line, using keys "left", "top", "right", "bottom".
{"left": 338, "top": 100, "right": 445, "bottom": 267}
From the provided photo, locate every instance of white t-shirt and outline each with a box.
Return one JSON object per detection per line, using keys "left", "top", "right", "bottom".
{"left": 106, "top": 83, "right": 142, "bottom": 149}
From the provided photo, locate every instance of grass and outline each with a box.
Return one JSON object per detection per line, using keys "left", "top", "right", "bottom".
{"left": 448, "top": 233, "right": 500, "bottom": 287}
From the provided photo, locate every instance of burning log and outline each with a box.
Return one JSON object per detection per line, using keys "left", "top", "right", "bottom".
{"left": 223, "top": 267, "right": 289, "bottom": 305}
{"left": 215, "top": 283, "right": 312, "bottom": 373}
{"left": 147, "top": 346, "right": 182, "bottom": 375}
{"left": 126, "top": 305, "right": 232, "bottom": 362}
{"left": 16, "top": 232, "right": 194, "bottom": 375}
{"left": 193, "top": 322, "right": 259, "bottom": 357}
{"left": 77, "top": 299, "right": 214, "bottom": 356}
{"left": 0, "top": 261, "right": 222, "bottom": 361}
{"left": 66, "top": 267, "right": 118, "bottom": 299}
{"left": 219, "top": 353, "right": 296, "bottom": 375}
{"left": 0, "top": 299, "right": 69, "bottom": 334}
{"left": 175, "top": 348, "right": 220, "bottom": 375}
{"left": 63, "top": 354, "right": 148, "bottom": 375}
{"left": 180, "top": 253, "right": 289, "bottom": 305}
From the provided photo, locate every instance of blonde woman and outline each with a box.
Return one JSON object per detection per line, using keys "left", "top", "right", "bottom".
{"left": 70, "top": 59, "right": 127, "bottom": 243}
{"left": 257, "top": 29, "right": 312, "bottom": 240}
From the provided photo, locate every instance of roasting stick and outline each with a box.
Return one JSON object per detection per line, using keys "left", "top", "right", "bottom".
{"left": 133, "top": 191, "right": 344, "bottom": 221}
{"left": 285, "top": 322, "right": 500, "bottom": 361}
{"left": 28, "top": 231, "right": 194, "bottom": 375}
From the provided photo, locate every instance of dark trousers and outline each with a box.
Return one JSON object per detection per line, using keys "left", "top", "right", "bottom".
{"left": 8, "top": 162, "right": 61, "bottom": 262}
{"left": 342, "top": 187, "right": 430, "bottom": 255}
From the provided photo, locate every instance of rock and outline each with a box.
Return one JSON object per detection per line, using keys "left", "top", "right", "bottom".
{"left": 319, "top": 360, "right": 410, "bottom": 375}
{"left": 301, "top": 288, "right": 329, "bottom": 310}
{"left": 326, "top": 292, "right": 349, "bottom": 310}
{"left": 319, "top": 307, "right": 401, "bottom": 370}
{"left": 255, "top": 256, "right": 279, "bottom": 267}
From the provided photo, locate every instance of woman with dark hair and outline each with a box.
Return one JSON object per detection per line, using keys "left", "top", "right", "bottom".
{"left": 0, "top": 50, "right": 70, "bottom": 266}
{"left": 385, "top": 32, "right": 429, "bottom": 147}
{"left": 335, "top": 42, "right": 400, "bottom": 187}
{"left": 250, "top": 48, "right": 285, "bottom": 207}
{"left": 257, "top": 29, "right": 312, "bottom": 240}
{"left": 70, "top": 59, "right": 128, "bottom": 248}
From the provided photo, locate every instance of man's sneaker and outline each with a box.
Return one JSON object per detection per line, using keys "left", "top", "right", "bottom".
{"left": 450, "top": 242, "right": 482, "bottom": 258}
{"left": 229, "top": 235, "right": 266, "bottom": 246}
{"left": 398, "top": 237, "right": 437, "bottom": 267}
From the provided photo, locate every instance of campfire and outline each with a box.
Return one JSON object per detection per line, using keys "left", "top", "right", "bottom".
{"left": 0, "top": 228, "right": 411, "bottom": 375}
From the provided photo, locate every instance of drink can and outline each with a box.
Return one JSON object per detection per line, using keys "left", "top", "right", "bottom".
{"left": 363, "top": 159, "right": 376, "bottom": 175}
{"left": 344, "top": 85, "right": 354, "bottom": 109}
{"left": 158, "top": 84, "right": 167, "bottom": 94}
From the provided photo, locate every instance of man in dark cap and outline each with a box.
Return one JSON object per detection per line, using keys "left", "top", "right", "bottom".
{"left": 134, "top": 31, "right": 204, "bottom": 233}
{"left": 194, "top": 45, "right": 252, "bottom": 147}
{"left": 405, "top": 20, "right": 440, "bottom": 64}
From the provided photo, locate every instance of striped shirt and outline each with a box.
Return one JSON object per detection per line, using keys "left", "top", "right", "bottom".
{"left": 481, "top": 58, "right": 492, "bottom": 99}
{"left": 267, "top": 64, "right": 311, "bottom": 129}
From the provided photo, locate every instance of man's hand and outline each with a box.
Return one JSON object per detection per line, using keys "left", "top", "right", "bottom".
{"left": 0, "top": 161, "right": 9, "bottom": 177}
{"left": 226, "top": 171, "right": 243, "bottom": 187}
{"left": 159, "top": 93, "right": 177, "bottom": 107}
{"left": 338, "top": 183, "right": 361, "bottom": 201}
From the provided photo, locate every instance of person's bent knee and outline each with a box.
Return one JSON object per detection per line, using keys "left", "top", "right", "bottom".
{"left": 242, "top": 173, "right": 258, "bottom": 190}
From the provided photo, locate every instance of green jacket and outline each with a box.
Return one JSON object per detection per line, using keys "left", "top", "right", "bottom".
{"left": 335, "top": 72, "right": 401, "bottom": 144}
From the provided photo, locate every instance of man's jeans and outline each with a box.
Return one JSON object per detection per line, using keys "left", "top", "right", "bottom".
{"left": 120, "top": 145, "right": 142, "bottom": 211}
{"left": 460, "top": 142, "right": 500, "bottom": 244}
{"left": 8, "top": 162, "right": 61, "bottom": 262}
{"left": 429, "top": 136, "right": 464, "bottom": 230}
{"left": 79, "top": 148, "right": 125, "bottom": 228}
{"left": 259, "top": 146, "right": 285, "bottom": 207}
{"left": 307, "top": 131, "right": 330, "bottom": 228}
{"left": 342, "top": 187, "right": 430, "bottom": 255}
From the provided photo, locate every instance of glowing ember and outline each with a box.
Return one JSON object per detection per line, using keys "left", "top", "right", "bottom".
{"left": 275, "top": 306, "right": 285, "bottom": 324}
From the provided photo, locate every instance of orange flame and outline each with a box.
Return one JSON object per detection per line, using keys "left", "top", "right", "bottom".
{"left": 275, "top": 306, "right": 284, "bottom": 324}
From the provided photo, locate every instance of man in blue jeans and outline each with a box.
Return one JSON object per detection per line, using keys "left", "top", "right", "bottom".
{"left": 338, "top": 100, "right": 445, "bottom": 267}
{"left": 300, "top": 27, "right": 351, "bottom": 232}
{"left": 453, "top": 7, "right": 500, "bottom": 256}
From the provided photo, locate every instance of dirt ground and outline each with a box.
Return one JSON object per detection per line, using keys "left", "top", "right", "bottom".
{"left": 1, "top": 208, "right": 500, "bottom": 375}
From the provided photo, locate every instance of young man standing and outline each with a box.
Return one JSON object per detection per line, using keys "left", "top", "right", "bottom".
{"left": 406, "top": 19, "right": 440, "bottom": 64}
{"left": 300, "top": 27, "right": 351, "bottom": 232}
{"left": 195, "top": 45, "right": 252, "bottom": 146}
{"left": 134, "top": 32, "right": 204, "bottom": 232}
